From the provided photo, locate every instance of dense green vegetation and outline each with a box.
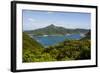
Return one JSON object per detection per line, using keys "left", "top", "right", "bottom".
{"left": 23, "top": 32, "right": 91, "bottom": 62}
{"left": 23, "top": 32, "right": 56, "bottom": 62}
{"left": 25, "top": 24, "right": 89, "bottom": 35}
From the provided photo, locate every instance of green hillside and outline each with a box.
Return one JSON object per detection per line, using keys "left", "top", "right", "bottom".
{"left": 23, "top": 32, "right": 56, "bottom": 62}
{"left": 23, "top": 32, "right": 43, "bottom": 50}
{"left": 23, "top": 32, "right": 91, "bottom": 62}
{"left": 23, "top": 32, "right": 43, "bottom": 62}
{"left": 25, "top": 24, "right": 89, "bottom": 35}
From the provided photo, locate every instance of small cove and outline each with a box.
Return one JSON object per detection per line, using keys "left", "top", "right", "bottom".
{"left": 30, "top": 34, "right": 83, "bottom": 47}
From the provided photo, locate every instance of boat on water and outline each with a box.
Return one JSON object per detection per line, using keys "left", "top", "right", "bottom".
{"left": 43, "top": 35, "right": 48, "bottom": 37}
{"left": 80, "top": 33, "right": 85, "bottom": 37}
{"left": 65, "top": 34, "right": 71, "bottom": 36}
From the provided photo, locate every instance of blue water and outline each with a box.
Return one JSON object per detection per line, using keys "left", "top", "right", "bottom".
{"left": 32, "top": 34, "right": 82, "bottom": 47}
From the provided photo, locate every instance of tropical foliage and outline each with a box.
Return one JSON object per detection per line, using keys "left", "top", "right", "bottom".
{"left": 23, "top": 32, "right": 91, "bottom": 62}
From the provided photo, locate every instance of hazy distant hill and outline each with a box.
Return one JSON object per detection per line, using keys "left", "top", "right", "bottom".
{"left": 81, "top": 30, "right": 91, "bottom": 40}
{"left": 25, "top": 24, "right": 89, "bottom": 35}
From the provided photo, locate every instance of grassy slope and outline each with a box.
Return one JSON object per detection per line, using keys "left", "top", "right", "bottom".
{"left": 23, "top": 32, "right": 56, "bottom": 62}
{"left": 23, "top": 32, "right": 44, "bottom": 62}
{"left": 23, "top": 32, "right": 43, "bottom": 50}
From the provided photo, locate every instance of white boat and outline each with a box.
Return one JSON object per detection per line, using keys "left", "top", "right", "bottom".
{"left": 80, "top": 33, "right": 85, "bottom": 37}
{"left": 65, "top": 34, "right": 71, "bottom": 36}
{"left": 43, "top": 35, "right": 48, "bottom": 37}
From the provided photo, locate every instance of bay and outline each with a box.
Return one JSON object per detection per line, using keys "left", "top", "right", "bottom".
{"left": 30, "top": 34, "right": 83, "bottom": 47}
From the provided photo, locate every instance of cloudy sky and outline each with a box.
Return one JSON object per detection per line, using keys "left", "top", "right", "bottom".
{"left": 22, "top": 10, "right": 91, "bottom": 31}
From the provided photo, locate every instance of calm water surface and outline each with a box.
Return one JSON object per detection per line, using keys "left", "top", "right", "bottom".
{"left": 31, "top": 34, "right": 82, "bottom": 46}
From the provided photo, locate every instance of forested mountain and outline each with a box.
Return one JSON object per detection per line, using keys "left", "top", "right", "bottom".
{"left": 25, "top": 24, "right": 89, "bottom": 35}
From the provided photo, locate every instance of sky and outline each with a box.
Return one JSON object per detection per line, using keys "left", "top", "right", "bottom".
{"left": 22, "top": 10, "right": 91, "bottom": 31}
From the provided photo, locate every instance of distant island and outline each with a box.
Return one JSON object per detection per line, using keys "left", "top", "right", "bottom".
{"left": 24, "top": 24, "right": 90, "bottom": 36}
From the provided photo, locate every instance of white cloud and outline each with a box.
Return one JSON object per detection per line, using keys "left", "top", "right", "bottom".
{"left": 46, "top": 11, "right": 54, "bottom": 14}
{"left": 28, "top": 18, "right": 36, "bottom": 22}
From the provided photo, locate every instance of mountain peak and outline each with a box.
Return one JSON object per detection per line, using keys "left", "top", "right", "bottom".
{"left": 25, "top": 24, "right": 89, "bottom": 36}
{"left": 49, "top": 24, "right": 55, "bottom": 27}
{"left": 46, "top": 24, "right": 56, "bottom": 28}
